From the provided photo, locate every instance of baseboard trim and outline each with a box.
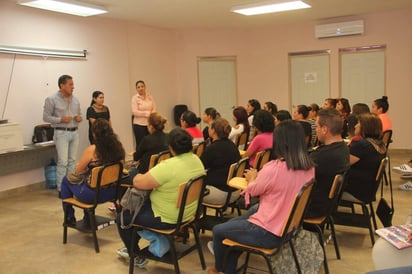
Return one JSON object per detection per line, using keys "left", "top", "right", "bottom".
{"left": 0, "top": 181, "right": 46, "bottom": 199}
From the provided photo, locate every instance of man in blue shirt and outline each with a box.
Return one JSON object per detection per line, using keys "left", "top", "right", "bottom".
{"left": 43, "top": 75, "right": 82, "bottom": 195}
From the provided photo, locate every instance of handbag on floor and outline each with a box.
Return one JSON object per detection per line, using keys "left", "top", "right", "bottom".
{"left": 376, "top": 168, "right": 394, "bottom": 227}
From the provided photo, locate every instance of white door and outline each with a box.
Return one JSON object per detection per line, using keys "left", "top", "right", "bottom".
{"left": 198, "top": 57, "right": 237, "bottom": 127}
{"left": 340, "top": 48, "right": 385, "bottom": 105}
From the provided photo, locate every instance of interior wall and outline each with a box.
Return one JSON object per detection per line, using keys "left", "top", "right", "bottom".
{"left": 0, "top": 3, "right": 411, "bottom": 192}
{"left": 175, "top": 9, "right": 412, "bottom": 149}
{"left": 0, "top": 2, "right": 178, "bottom": 191}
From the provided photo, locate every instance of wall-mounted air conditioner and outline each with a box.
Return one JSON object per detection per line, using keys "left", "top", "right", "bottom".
{"left": 315, "top": 20, "right": 364, "bottom": 39}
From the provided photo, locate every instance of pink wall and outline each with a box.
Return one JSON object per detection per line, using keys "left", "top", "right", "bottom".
{"left": 175, "top": 9, "right": 412, "bottom": 149}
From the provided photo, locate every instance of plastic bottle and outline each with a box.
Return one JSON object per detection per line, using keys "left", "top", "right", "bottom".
{"left": 45, "top": 158, "right": 57, "bottom": 189}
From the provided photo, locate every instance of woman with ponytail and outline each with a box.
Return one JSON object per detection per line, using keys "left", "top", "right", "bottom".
{"left": 61, "top": 118, "right": 125, "bottom": 225}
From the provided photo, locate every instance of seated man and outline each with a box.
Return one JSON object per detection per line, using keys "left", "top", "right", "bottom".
{"left": 305, "top": 108, "right": 350, "bottom": 218}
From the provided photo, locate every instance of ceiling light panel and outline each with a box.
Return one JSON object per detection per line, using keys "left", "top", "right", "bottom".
{"left": 231, "top": 0, "right": 311, "bottom": 16}
{"left": 18, "top": 0, "right": 108, "bottom": 17}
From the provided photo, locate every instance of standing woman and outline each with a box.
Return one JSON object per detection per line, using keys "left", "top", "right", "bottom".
{"left": 371, "top": 96, "right": 392, "bottom": 132}
{"left": 131, "top": 80, "right": 156, "bottom": 148}
{"left": 86, "top": 91, "right": 110, "bottom": 144}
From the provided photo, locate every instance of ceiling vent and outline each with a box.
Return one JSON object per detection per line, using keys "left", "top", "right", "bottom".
{"left": 315, "top": 20, "right": 364, "bottom": 39}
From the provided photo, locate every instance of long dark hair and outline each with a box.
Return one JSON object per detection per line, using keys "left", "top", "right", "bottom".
{"left": 92, "top": 119, "right": 125, "bottom": 163}
{"left": 233, "top": 106, "right": 250, "bottom": 133}
{"left": 271, "top": 120, "right": 314, "bottom": 170}
{"left": 248, "top": 99, "right": 261, "bottom": 116}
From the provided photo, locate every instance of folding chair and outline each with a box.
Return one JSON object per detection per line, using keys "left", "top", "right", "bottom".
{"left": 62, "top": 162, "right": 123, "bottom": 253}
{"left": 304, "top": 173, "right": 346, "bottom": 274}
{"left": 222, "top": 179, "right": 316, "bottom": 274}
{"left": 128, "top": 174, "right": 207, "bottom": 274}
{"left": 193, "top": 141, "right": 206, "bottom": 157}
{"left": 334, "top": 157, "right": 388, "bottom": 246}
{"left": 234, "top": 131, "right": 249, "bottom": 151}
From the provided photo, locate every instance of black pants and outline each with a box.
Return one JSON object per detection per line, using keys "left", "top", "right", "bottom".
{"left": 132, "top": 124, "right": 149, "bottom": 149}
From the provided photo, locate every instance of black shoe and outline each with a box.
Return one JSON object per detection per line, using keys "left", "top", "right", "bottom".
{"left": 65, "top": 216, "right": 76, "bottom": 227}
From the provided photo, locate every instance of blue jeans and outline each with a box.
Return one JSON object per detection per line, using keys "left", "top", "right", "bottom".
{"left": 54, "top": 129, "right": 79, "bottom": 191}
{"left": 116, "top": 200, "right": 175, "bottom": 254}
{"left": 61, "top": 176, "right": 116, "bottom": 218}
{"left": 212, "top": 206, "right": 282, "bottom": 274}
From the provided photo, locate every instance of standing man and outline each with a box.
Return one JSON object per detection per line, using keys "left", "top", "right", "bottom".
{"left": 43, "top": 75, "right": 82, "bottom": 196}
{"left": 305, "top": 108, "right": 350, "bottom": 218}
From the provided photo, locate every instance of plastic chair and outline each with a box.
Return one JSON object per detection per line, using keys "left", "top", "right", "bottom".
{"left": 128, "top": 174, "right": 207, "bottom": 274}
{"left": 222, "top": 179, "right": 316, "bottom": 274}
{"left": 334, "top": 157, "right": 388, "bottom": 246}
{"left": 62, "top": 162, "right": 123, "bottom": 253}
{"left": 148, "top": 150, "right": 172, "bottom": 170}
{"left": 254, "top": 148, "right": 272, "bottom": 171}
{"left": 192, "top": 141, "right": 205, "bottom": 157}
{"left": 303, "top": 173, "right": 346, "bottom": 274}
{"left": 234, "top": 131, "right": 249, "bottom": 151}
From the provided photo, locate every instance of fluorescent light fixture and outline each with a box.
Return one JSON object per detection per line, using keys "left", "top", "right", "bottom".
{"left": 0, "top": 45, "right": 87, "bottom": 59}
{"left": 231, "top": 0, "right": 311, "bottom": 16}
{"left": 18, "top": 0, "right": 108, "bottom": 17}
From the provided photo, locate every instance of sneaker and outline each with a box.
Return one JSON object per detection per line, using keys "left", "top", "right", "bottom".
{"left": 108, "top": 204, "right": 117, "bottom": 212}
{"left": 399, "top": 181, "right": 412, "bottom": 191}
{"left": 116, "top": 247, "right": 129, "bottom": 259}
{"left": 393, "top": 164, "right": 412, "bottom": 175}
{"left": 207, "top": 241, "right": 215, "bottom": 255}
{"left": 134, "top": 256, "right": 148, "bottom": 268}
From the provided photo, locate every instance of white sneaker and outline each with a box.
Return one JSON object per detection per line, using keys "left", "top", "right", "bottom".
{"left": 399, "top": 181, "right": 412, "bottom": 191}
{"left": 116, "top": 247, "right": 129, "bottom": 259}
{"left": 393, "top": 164, "right": 412, "bottom": 175}
{"left": 207, "top": 241, "right": 215, "bottom": 255}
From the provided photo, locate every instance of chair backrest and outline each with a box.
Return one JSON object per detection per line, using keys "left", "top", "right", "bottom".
{"left": 175, "top": 174, "right": 206, "bottom": 227}
{"left": 193, "top": 141, "right": 206, "bottom": 157}
{"left": 280, "top": 179, "right": 315, "bottom": 237}
{"left": 89, "top": 162, "right": 123, "bottom": 189}
{"left": 381, "top": 130, "right": 392, "bottom": 149}
{"left": 235, "top": 131, "right": 249, "bottom": 150}
{"left": 148, "top": 150, "right": 171, "bottom": 170}
{"left": 326, "top": 173, "right": 346, "bottom": 216}
{"left": 253, "top": 148, "right": 272, "bottom": 170}
{"left": 375, "top": 157, "right": 388, "bottom": 183}
{"left": 231, "top": 157, "right": 249, "bottom": 180}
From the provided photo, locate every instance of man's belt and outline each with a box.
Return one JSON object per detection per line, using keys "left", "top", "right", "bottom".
{"left": 55, "top": 127, "right": 78, "bottom": 131}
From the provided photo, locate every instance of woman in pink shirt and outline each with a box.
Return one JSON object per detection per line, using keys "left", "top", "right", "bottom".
{"left": 131, "top": 80, "right": 156, "bottom": 148}
{"left": 207, "top": 120, "right": 315, "bottom": 274}
{"left": 242, "top": 110, "right": 274, "bottom": 167}
{"left": 371, "top": 96, "right": 392, "bottom": 132}
{"left": 180, "top": 110, "right": 204, "bottom": 144}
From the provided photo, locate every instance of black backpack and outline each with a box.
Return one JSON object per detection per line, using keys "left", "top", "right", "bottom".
{"left": 32, "top": 124, "right": 54, "bottom": 143}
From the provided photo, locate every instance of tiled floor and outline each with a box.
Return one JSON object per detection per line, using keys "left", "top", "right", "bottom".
{"left": 0, "top": 149, "right": 410, "bottom": 274}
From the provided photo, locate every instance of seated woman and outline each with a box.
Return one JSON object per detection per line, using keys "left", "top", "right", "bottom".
{"left": 293, "top": 104, "right": 312, "bottom": 148}
{"left": 202, "top": 107, "right": 219, "bottom": 145}
{"left": 228, "top": 106, "right": 250, "bottom": 144}
{"left": 132, "top": 112, "right": 168, "bottom": 175}
{"left": 274, "top": 109, "right": 292, "bottom": 126}
{"left": 116, "top": 128, "right": 205, "bottom": 268}
{"left": 207, "top": 120, "right": 315, "bottom": 274}
{"left": 242, "top": 109, "right": 274, "bottom": 167}
{"left": 336, "top": 98, "right": 351, "bottom": 138}
{"left": 343, "top": 113, "right": 387, "bottom": 203}
{"left": 61, "top": 118, "right": 125, "bottom": 224}
{"left": 371, "top": 96, "right": 392, "bottom": 132}
{"left": 200, "top": 118, "right": 241, "bottom": 204}
{"left": 180, "top": 110, "right": 204, "bottom": 144}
